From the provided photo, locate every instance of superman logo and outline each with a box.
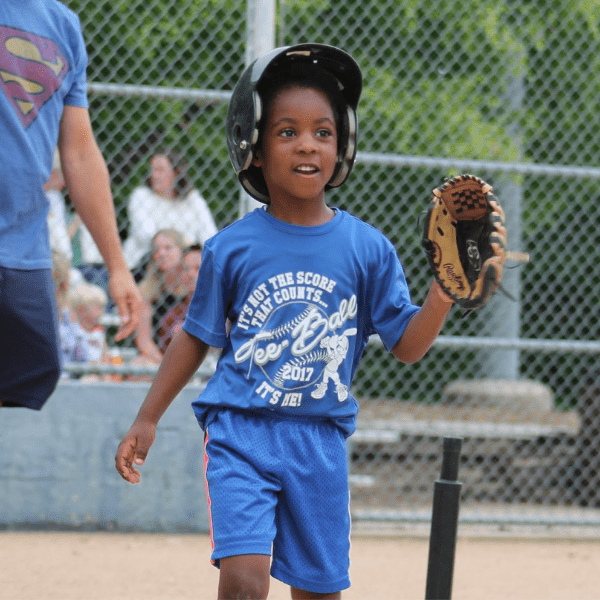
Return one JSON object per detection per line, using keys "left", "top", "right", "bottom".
{"left": 0, "top": 26, "right": 68, "bottom": 128}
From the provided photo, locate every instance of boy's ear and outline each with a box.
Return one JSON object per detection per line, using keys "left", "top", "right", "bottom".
{"left": 251, "top": 150, "right": 263, "bottom": 167}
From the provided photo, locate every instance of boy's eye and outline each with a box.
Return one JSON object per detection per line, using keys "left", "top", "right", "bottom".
{"left": 317, "top": 128, "right": 333, "bottom": 137}
{"left": 279, "top": 128, "right": 295, "bottom": 137}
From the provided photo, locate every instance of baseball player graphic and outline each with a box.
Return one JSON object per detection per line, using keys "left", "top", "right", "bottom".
{"left": 311, "top": 328, "right": 356, "bottom": 402}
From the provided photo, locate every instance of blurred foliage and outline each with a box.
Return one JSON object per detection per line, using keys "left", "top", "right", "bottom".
{"left": 61, "top": 0, "right": 600, "bottom": 407}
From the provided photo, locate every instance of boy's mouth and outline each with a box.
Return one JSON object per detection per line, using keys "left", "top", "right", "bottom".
{"left": 294, "top": 164, "right": 319, "bottom": 175}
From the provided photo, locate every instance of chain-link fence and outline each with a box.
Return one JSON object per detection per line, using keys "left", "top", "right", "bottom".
{"left": 61, "top": 0, "right": 600, "bottom": 531}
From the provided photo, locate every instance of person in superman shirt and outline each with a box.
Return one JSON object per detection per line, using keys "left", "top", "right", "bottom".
{"left": 0, "top": 0, "right": 142, "bottom": 412}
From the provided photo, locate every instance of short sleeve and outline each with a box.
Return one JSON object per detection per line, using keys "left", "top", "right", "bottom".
{"left": 183, "top": 244, "right": 229, "bottom": 347}
{"left": 63, "top": 15, "right": 89, "bottom": 108}
{"left": 367, "top": 242, "right": 420, "bottom": 352}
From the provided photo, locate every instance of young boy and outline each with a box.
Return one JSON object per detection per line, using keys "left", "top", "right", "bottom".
{"left": 116, "top": 43, "right": 454, "bottom": 599}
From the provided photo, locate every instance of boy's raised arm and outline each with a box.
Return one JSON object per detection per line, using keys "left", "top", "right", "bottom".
{"left": 115, "top": 329, "right": 210, "bottom": 483}
{"left": 391, "top": 280, "right": 454, "bottom": 365}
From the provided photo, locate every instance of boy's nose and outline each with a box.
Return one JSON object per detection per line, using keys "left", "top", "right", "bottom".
{"left": 296, "top": 132, "right": 317, "bottom": 153}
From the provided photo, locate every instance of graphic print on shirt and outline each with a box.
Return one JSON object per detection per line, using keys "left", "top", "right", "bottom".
{"left": 0, "top": 26, "right": 68, "bottom": 128}
{"left": 233, "top": 270, "right": 357, "bottom": 408}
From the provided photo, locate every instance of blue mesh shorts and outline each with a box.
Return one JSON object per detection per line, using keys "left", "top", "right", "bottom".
{"left": 0, "top": 267, "right": 61, "bottom": 409}
{"left": 202, "top": 408, "right": 351, "bottom": 594}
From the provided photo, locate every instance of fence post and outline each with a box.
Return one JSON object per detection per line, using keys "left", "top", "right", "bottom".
{"left": 238, "top": 0, "right": 277, "bottom": 218}
{"left": 478, "top": 52, "right": 525, "bottom": 380}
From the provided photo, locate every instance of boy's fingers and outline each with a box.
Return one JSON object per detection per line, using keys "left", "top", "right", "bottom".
{"left": 115, "top": 427, "right": 155, "bottom": 483}
{"left": 115, "top": 437, "right": 142, "bottom": 483}
{"left": 134, "top": 447, "right": 148, "bottom": 464}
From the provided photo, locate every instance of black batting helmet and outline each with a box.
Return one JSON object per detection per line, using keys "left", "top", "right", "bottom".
{"left": 226, "top": 43, "right": 363, "bottom": 204}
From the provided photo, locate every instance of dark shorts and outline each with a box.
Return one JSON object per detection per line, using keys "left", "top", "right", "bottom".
{"left": 203, "top": 408, "right": 351, "bottom": 594}
{"left": 0, "top": 267, "right": 61, "bottom": 409}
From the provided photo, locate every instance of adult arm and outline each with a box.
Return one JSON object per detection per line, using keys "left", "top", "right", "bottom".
{"left": 58, "top": 105, "right": 142, "bottom": 340}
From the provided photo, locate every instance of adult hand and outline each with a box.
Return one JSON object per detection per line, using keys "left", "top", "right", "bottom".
{"left": 108, "top": 268, "right": 143, "bottom": 341}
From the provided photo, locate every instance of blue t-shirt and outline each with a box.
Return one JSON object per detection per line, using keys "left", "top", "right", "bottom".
{"left": 184, "top": 208, "right": 420, "bottom": 436}
{"left": 0, "top": 0, "right": 89, "bottom": 269}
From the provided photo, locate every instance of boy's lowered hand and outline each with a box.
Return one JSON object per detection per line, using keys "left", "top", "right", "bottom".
{"left": 114, "top": 331, "right": 211, "bottom": 484}
{"left": 115, "top": 420, "right": 156, "bottom": 483}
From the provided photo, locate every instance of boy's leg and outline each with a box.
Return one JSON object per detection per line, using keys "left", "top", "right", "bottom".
{"left": 218, "top": 554, "right": 271, "bottom": 600}
{"left": 290, "top": 588, "right": 341, "bottom": 600}
{"left": 203, "top": 410, "right": 279, "bottom": 595}
{"left": 271, "top": 420, "right": 351, "bottom": 594}
{"left": 203, "top": 411, "right": 350, "bottom": 596}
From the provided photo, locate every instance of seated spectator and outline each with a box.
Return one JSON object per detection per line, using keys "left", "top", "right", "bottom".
{"left": 122, "top": 149, "right": 218, "bottom": 279}
{"left": 132, "top": 241, "right": 218, "bottom": 382}
{"left": 68, "top": 283, "right": 109, "bottom": 363}
{"left": 45, "top": 150, "right": 85, "bottom": 288}
{"left": 51, "top": 250, "right": 90, "bottom": 372}
{"left": 45, "top": 150, "right": 73, "bottom": 262}
{"left": 134, "top": 228, "right": 189, "bottom": 362}
{"left": 70, "top": 213, "right": 109, "bottom": 292}
{"left": 157, "top": 243, "right": 203, "bottom": 353}
{"left": 51, "top": 138, "right": 108, "bottom": 293}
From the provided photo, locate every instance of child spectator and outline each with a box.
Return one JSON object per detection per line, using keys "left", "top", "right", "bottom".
{"left": 51, "top": 250, "right": 90, "bottom": 372}
{"left": 69, "top": 283, "right": 109, "bottom": 363}
{"left": 134, "top": 228, "right": 189, "bottom": 362}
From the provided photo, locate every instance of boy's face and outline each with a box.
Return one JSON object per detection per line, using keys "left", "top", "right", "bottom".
{"left": 253, "top": 86, "right": 338, "bottom": 206}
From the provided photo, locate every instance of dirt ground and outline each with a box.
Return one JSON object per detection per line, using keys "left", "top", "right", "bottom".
{"left": 1, "top": 528, "right": 599, "bottom": 600}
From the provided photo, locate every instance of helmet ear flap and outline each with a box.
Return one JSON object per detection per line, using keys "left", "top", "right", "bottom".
{"left": 327, "top": 105, "right": 358, "bottom": 190}
{"left": 226, "top": 68, "right": 260, "bottom": 168}
{"left": 240, "top": 164, "right": 268, "bottom": 202}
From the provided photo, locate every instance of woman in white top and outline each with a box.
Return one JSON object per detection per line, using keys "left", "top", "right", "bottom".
{"left": 122, "top": 149, "right": 218, "bottom": 273}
